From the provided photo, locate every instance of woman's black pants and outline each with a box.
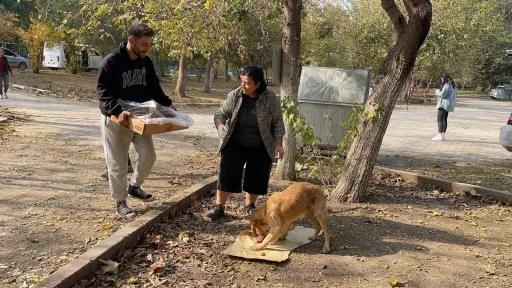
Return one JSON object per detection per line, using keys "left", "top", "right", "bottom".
{"left": 437, "top": 108, "right": 449, "bottom": 133}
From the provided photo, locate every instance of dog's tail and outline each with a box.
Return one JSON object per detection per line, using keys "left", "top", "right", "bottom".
{"left": 321, "top": 188, "right": 335, "bottom": 215}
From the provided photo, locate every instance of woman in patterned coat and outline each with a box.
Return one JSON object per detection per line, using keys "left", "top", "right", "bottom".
{"left": 207, "top": 66, "right": 285, "bottom": 220}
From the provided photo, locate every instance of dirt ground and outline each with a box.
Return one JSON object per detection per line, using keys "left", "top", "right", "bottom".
{"left": 0, "top": 70, "right": 510, "bottom": 287}
{"left": 82, "top": 175, "right": 512, "bottom": 288}
{"left": 0, "top": 92, "right": 221, "bottom": 287}
{"left": 9, "top": 69, "right": 240, "bottom": 103}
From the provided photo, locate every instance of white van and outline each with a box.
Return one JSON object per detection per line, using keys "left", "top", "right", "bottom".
{"left": 78, "top": 45, "right": 102, "bottom": 71}
{"left": 42, "top": 42, "right": 103, "bottom": 71}
{"left": 42, "top": 42, "right": 67, "bottom": 70}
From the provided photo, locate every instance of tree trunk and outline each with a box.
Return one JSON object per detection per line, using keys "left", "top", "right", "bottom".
{"left": 225, "top": 57, "right": 229, "bottom": 81}
{"left": 203, "top": 53, "right": 215, "bottom": 93}
{"left": 330, "top": 0, "right": 432, "bottom": 203}
{"left": 401, "top": 71, "right": 413, "bottom": 102}
{"left": 195, "top": 61, "right": 202, "bottom": 82}
{"left": 210, "top": 61, "right": 216, "bottom": 88}
{"left": 275, "top": 0, "right": 302, "bottom": 181}
{"left": 424, "top": 78, "right": 432, "bottom": 102}
{"left": 174, "top": 52, "right": 187, "bottom": 99}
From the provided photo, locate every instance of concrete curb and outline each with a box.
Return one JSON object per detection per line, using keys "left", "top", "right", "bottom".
{"left": 35, "top": 176, "right": 217, "bottom": 288}
{"left": 373, "top": 166, "right": 512, "bottom": 204}
{"left": 9, "top": 83, "right": 51, "bottom": 94}
{"left": 8, "top": 83, "right": 221, "bottom": 107}
{"left": 32, "top": 166, "right": 511, "bottom": 288}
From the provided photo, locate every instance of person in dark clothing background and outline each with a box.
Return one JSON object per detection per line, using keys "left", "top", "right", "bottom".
{"left": 0, "top": 48, "right": 13, "bottom": 99}
{"left": 97, "top": 22, "right": 175, "bottom": 218}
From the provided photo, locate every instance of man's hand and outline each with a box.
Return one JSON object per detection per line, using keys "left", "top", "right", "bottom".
{"left": 10, "top": 72, "right": 13, "bottom": 77}
{"left": 275, "top": 145, "right": 284, "bottom": 160}
{"left": 111, "top": 111, "right": 131, "bottom": 127}
{"left": 217, "top": 124, "right": 227, "bottom": 138}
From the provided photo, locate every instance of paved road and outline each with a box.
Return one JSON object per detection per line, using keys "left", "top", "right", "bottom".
{"left": 1, "top": 91, "right": 511, "bottom": 166}
{"left": 381, "top": 98, "right": 512, "bottom": 165}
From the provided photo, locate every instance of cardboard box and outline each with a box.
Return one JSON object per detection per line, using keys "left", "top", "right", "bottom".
{"left": 128, "top": 117, "right": 188, "bottom": 135}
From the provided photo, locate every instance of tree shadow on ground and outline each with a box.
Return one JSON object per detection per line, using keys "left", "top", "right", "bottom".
{"left": 290, "top": 214, "right": 473, "bottom": 260}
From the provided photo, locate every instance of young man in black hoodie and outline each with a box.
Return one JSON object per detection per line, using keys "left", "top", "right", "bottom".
{"left": 98, "top": 23, "right": 174, "bottom": 218}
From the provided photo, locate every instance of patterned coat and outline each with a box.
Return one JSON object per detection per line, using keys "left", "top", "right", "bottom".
{"left": 214, "top": 87, "right": 285, "bottom": 159}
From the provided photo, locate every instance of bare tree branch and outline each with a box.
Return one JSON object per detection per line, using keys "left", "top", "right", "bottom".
{"left": 381, "top": 0, "right": 406, "bottom": 36}
{"left": 402, "top": 0, "right": 432, "bottom": 48}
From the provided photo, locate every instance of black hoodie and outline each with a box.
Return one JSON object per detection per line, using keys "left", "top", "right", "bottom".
{"left": 97, "top": 42, "right": 172, "bottom": 117}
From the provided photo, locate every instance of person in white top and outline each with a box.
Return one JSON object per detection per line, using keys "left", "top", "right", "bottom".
{"left": 433, "top": 73, "right": 457, "bottom": 141}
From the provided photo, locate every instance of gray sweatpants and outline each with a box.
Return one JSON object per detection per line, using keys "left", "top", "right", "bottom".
{"left": 0, "top": 73, "right": 9, "bottom": 94}
{"left": 101, "top": 114, "right": 156, "bottom": 201}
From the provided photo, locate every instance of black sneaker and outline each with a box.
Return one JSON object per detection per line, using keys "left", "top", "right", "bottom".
{"left": 244, "top": 203, "right": 256, "bottom": 215}
{"left": 101, "top": 168, "right": 109, "bottom": 179}
{"left": 128, "top": 185, "right": 154, "bottom": 202}
{"left": 206, "top": 205, "right": 225, "bottom": 220}
{"left": 116, "top": 201, "right": 136, "bottom": 218}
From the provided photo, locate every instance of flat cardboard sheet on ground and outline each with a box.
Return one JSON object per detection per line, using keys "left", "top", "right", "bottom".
{"left": 222, "top": 226, "right": 314, "bottom": 262}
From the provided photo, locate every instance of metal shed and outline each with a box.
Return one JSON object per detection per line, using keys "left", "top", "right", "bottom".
{"left": 494, "top": 84, "right": 512, "bottom": 100}
{"left": 297, "top": 67, "right": 372, "bottom": 149}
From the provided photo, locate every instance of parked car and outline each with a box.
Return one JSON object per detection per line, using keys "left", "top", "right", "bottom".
{"left": 498, "top": 113, "right": 512, "bottom": 152}
{"left": 1, "top": 47, "right": 29, "bottom": 71}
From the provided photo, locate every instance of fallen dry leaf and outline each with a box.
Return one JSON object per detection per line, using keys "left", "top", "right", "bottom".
{"left": 149, "top": 256, "right": 166, "bottom": 275}
{"left": 376, "top": 210, "right": 394, "bottom": 218}
{"left": 58, "top": 255, "right": 72, "bottom": 261}
{"left": 127, "top": 276, "right": 138, "bottom": 284}
{"left": 103, "top": 223, "right": 112, "bottom": 230}
{"left": 150, "top": 235, "right": 167, "bottom": 249}
{"left": 389, "top": 279, "right": 407, "bottom": 287}
{"left": 431, "top": 211, "right": 441, "bottom": 217}
{"left": 26, "top": 237, "right": 39, "bottom": 243}
{"left": 148, "top": 278, "right": 168, "bottom": 287}
{"left": 98, "top": 259, "right": 119, "bottom": 275}
{"left": 78, "top": 279, "right": 88, "bottom": 288}
{"left": 2, "top": 277, "right": 16, "bottom": 284}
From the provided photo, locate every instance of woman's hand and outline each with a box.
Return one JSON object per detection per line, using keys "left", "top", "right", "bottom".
{"left": 217, "top": 124, "right": 227, "bottom": 138}
{"left": 275, "top": 145, "right": 284, "bottom": 160}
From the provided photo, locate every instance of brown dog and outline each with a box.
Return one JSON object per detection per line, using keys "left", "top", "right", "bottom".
{"left": 249, "top": 182, "right": 331, "bottom": 253}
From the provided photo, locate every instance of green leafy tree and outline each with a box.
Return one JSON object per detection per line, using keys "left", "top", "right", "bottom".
{"left": 330, "top": 0, "right": 432, "bottom": 203}
{"left": 0, "top": 4, "right": 19, "bottom": 41}
{"left": 416, "top": 0, "right": 506, "bottom": 85}
{"left": 0, "top": 0, "right": 35, "bottom": 29}
{"left": 17, "top": 16, "right": 59, "bottom": 73}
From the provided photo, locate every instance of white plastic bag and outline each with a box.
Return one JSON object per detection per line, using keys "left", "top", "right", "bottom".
{"left": 118, "top": 100, "right": 194, "bottom": 127}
